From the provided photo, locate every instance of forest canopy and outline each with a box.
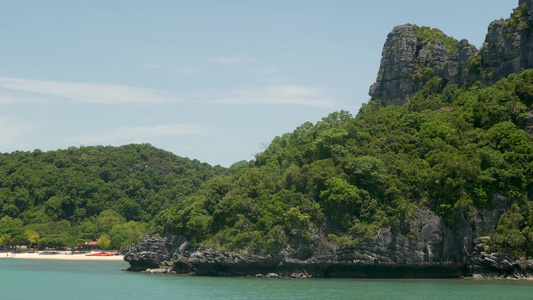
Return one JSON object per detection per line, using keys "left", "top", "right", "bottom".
{"left": 0, "top": 144, "right": 223, "bottom": 250}
{"left": 1, "top": 70, "right": 532, "bottom": 258}
{"left": 154, "top": 71, "right": 533, "bottom": 257}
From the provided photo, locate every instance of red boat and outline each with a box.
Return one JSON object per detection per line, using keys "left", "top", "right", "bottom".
{"left": 86, "top": 253, "right": 115, "bottom": 256}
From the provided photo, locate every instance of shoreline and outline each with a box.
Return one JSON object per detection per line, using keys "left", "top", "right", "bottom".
{"left": 1, "top": 252, "right": 124, "bottom": 261}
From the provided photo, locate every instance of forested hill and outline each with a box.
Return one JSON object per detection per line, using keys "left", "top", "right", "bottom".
{"left": 154, "top": 70, "right": 533, "bottom": 257}
{"left": 3, "top": 1, "right": 533, "bottom": 264}
{"left": 0, "top": 144, "right": 223, "bottom": 249}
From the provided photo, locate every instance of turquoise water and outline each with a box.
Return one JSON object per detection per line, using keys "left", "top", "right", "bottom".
{"left": 1, "top": 259, "right": 533, "bottom": 299}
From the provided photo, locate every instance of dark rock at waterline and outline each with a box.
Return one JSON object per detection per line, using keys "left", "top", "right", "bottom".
{"left": 124, "top": 205, "right": 531, "bottom": 279}
{"left": 469, "top": 252, "right": 533, "bottom": 279}
{"left": 124, "top": 1, "right": 533, "bottom": 279}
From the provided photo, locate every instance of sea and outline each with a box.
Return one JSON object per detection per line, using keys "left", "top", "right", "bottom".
{"left": 1, "top": 259, "right": 533, "bottom": 299}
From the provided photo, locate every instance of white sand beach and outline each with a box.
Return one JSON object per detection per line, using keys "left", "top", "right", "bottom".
{"left": 2, "top": 252, "right": 124, "bottom": 261}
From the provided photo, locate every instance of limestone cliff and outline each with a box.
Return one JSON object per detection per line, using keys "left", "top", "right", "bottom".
{"left": 370, "top": 0, "right": 533, "bottom": 107}
{"left": 124, "top": 1, "right": 533, "bottom": 279}
{"left": 125, "top": 204, "right": 527, "bottom": 278}
{"left": 369, "top": 25, "right": 475, "bottom": 106}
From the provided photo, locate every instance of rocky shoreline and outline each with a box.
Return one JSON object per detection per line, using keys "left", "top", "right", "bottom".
{"left": 123, "top": 234, "right": 458, "bottom": 278}
{"left": 124, "top": 205, "right": 533, "bottom": 279}
{"left": 469, "top": 252, "right": 533, "bottom": 280}
{"left": 123, "top": 234, "right": 533, "bottom": 280}
{"left": 123, "top": 1, "right": 533, "bottom": 280}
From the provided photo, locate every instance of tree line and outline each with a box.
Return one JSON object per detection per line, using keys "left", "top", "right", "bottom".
{"left": 1, "top": 70, "right": 532, "bottom": 258}
{"left": 154, "top": 71, "right": 533, "bottom": 258}
{"left": 0, "top": 144, "right": 223, "bottom": 251}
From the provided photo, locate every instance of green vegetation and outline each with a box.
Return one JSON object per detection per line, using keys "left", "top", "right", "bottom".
{"left": 0, "top": 144, "right": 222, "bottom": 250}
{"left": 504, "top": 3, "right": 527, "bottom": 29}
{"left": 412, "top": 65, "right": 436, "bottom": 82}
{"left": 1, "top": 71, "right": 532, "bottom": 259}
{"left": 408, "top": 24, "right": 460, "bottom": 53}
{"left": 154, "top": 71, "right": 533, "bottom": 257}
{"left": 468, "top": 53, "right": 483, "bottom": 75}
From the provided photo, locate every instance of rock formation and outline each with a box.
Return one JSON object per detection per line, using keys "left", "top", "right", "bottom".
{"left": 125, "top": 204, "right": 530, "bottom": 278}
{"left": 124, "top": 1, "right": 533, "bottom": 279}
{"left": 370, "top": 0, "right": 533, "bottom": 107}
{"left": 470, "top": 253, "right": 533, "bottom": 279}
{"left": 524, "top": 111, "right": 533, "bottom": 135}
{"left": 369, "top": 25, "right": 476, "bottom": 106}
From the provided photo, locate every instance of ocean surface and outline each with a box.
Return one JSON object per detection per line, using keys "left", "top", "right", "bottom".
{"left": 1, "top": 259, "right": 533, "bottom": 299}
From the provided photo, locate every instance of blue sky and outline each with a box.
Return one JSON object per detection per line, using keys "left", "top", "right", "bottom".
{"left": 0, "top": 0, "right": 518, "bottom": 167}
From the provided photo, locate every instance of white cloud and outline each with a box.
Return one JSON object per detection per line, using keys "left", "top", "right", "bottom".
{"left": 201, "top": 85, "right": 335, "bottom": 107}
{"left": 210, "top": 55, "right": 258, "bottom": 65}
{"left": 173, "top": 67, "right": 200, "bottom": 74}
{"left": 253, "top": 67, "right": 280, "bottom": 75}
{"left": 68, "top": 124, "right": 207, "bottom": 144}
{"left": 0, "top": 77, "right": 335, "bottom": 108}
{"left": 142, "top": 64, "right": 200, "bottom": 74}
{"left": 0, "top": 116, "right": 41, "bottom": 151}
{"left": 0, "top": 77, "right": 173, "bottom": 104}
{"left": 140, "top": 63, "right": 166, "bottom": 69}
{"left": 281, "top": 52, "right": 299, "bottom": 57}
{"left": 0, "top": 94, "right": 42, "bottom": 103}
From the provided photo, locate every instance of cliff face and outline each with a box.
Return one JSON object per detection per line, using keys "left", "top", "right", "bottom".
{"left": 481, "top": 0, "right": 533, "bottom": 84}
{"left": 125, "top": 205, "right": 526, "bottom": 278}
{"left": 124, "top": 2, "right": 533, "bottom": 279}
{"left": 370, "top": 0, "right": 533, "bottom": 107}
{"left": 369, "top": 25, "right": 475, "bottom": 106}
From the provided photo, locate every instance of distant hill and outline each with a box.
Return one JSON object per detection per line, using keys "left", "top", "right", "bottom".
{"left": 2, "top": 0, "right": 533, "bottom": 279}
{"left": 0, "top": 144, "right": 223, "bottom": 249}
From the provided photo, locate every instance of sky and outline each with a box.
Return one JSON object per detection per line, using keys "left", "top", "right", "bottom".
{"left": 0, "top": 0, "right": 519, "bottom": 167}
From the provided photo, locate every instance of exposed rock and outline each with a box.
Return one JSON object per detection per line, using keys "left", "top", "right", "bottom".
{"left": 145, "top": 268, "right": 171, "bottom": 274}
{"left": 124, "top": 1, "right": 533, "bottom": 279}
{"left": 523, "top": 110, "right": 533, "bottom": 135}
{"left": 125, "top": 207, "right": 520, "bottom": 278}
{"left": 370, "top": 0, "right": 533, "bottom": 106}
{"left": 481, "top": 0, "right": 533, "bottom": 85}
{"left": 123, "top": 235, "right": 192, "bottom": 272}
{"left": 469, "top": 252, "right": 533, "bottom": 279}
{"left": 290, "top": 271, "right": 312, "bottom": 279}
{"left": 265, "top": 273, "right": 282, "bottom": 279}
{"left": 369, "top": 25, "right": 475, "bottom": 106}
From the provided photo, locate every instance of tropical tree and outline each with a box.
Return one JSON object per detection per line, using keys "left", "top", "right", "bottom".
{"left": 97, "top": 234, "right": 111, "bottom": 250}
{"left": 24, "top": 230, "right": 40, "bottom": 249}
{"left": 0, "top": 234, "right": 11, "bottom": 250}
